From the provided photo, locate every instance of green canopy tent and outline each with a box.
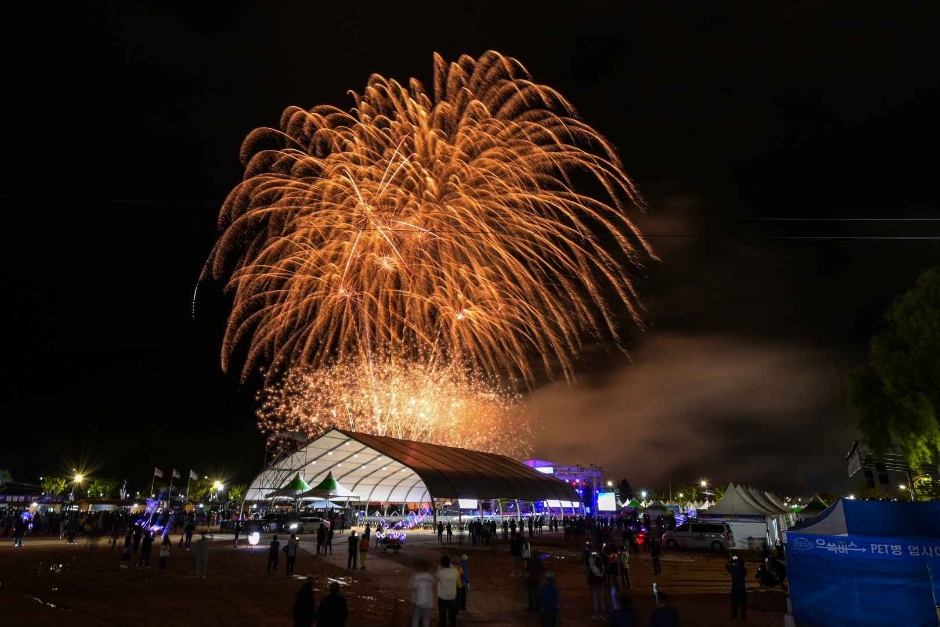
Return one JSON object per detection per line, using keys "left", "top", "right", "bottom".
{"left": 299, "top": 471, "right": 359, "bottom": 501}
{"left": 267, "top": 473, "right": 311, "bottom": 511}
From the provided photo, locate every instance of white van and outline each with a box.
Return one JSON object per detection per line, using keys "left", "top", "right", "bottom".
{"left": 661, "top": 522, "right": 734, "bottom": 550}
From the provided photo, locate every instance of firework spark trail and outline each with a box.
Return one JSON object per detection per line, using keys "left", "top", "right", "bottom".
{"left": 205, "top": 51, "right": 653, "bottom": 385}
{"left": 256, "top": 358, "right": 533, "bottom": 458}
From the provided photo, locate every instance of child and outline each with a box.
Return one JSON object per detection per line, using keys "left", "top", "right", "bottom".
{"left": 159, "top": 537, "right": 170, "bottom": 570}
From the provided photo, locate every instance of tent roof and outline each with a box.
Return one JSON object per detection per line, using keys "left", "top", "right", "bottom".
{"left": 287, "top": 473, "right": 311, "bottom": 492}
{"left": 786, "top": 499, "right": 940, "bottom": 537}
{"left": 247, "top": 428, "right": 583, "bottom": 505}
{"left": 645, "top": 500, "right": 669, "bottom": 510}
{"left": 299, "top": 471, "right": 359, "bottom": 499}
{"left": 701, "top": 482, "right": 769, "bottom": 516}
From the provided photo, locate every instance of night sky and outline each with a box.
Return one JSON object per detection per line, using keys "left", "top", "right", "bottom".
{"left": 3, "top": 2, "right": 938, "bottom": 494}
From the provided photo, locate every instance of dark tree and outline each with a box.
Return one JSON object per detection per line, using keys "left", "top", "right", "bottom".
{"left": 617, "top": 479, "right": 634, "bottom": 502}
{"left": 848, "top": 268, "right": 940, "bottom": 468}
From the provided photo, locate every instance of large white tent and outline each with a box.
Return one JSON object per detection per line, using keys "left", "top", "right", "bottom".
{"left": 698, "top": 482, "right": 792, "bottom": 548}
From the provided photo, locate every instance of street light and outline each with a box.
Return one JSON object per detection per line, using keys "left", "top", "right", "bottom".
{"left": 899, "top": 484, "right": 907, "bottom": 490}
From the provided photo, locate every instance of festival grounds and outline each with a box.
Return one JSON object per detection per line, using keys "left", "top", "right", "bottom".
{"left": 0, "top": 528, "right": 787, "bottom": 625}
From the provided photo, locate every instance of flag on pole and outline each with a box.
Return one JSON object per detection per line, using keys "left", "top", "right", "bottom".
{"left": 153, "top": 467, "right": 164, "bottom": 478}
{"left": 172, "top": 469, "right": 180, "bottom": 479}
{"left": 189, "top": 470, "right": 198, "bottom": 481}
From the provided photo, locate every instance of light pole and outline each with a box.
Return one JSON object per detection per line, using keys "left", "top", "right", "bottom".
{"left": 700, "top": 479, "right": 709, "bottom": 505}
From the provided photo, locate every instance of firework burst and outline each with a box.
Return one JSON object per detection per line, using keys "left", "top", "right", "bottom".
{"left": 204, "top": 50, "right": 653, "bottom": 384}
{"left": 256, "top": 359, "right": 533, "bottom": 457}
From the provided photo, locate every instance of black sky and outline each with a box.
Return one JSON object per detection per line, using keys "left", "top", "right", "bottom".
{"left": 2, "top": 1, "right": 938, "bottom": 494}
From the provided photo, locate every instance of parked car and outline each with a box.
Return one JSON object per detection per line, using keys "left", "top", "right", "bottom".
{"left": 661, "top": 522, "right": 734, "bottom": 550}
{"left": 289, "top": 516, "right": 331, "bottom": 534}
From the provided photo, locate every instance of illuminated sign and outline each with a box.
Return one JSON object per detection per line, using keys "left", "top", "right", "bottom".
{"left": 597, "top": 492, "right": 617, "bottom": 512}
{"left": 535, "top": 466, "right": 554, "bottom": 474}
{"left": 458, "top": 499, "right": 478, "bottom": 509}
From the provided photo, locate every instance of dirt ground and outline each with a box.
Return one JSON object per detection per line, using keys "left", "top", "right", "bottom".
{"left": 0, "top": 527, "right": 787, "bottom": 626}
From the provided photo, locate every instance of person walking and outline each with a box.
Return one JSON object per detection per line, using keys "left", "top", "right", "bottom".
{"left": 194, "top": 532, "right": 209, "bottom": 579}
{"left": 233, "top": 520, "right": 242, "bottom": 548}
{"left": 346, "top": 531, "right": 359, "bottom": 569}
{"left": 458, "top": 554, "right": 470, "bottom": 611}
{"left": 650, "top": 591, "right": 679, "bottom": 627}
{"left": 727, "top": 555, "right": 748, "bottom": 622}
{"left": 409, "top": 559, "right": 434, "bottom": 627}
{"left": 318, "top": 581, "right": 348, "bottom": 627}
{"left": 286, "top": 533, "right": 300, "bottom": 575}
{"left": 358, "top": 532, "right": 370, "bottom": 570}
{"left": 317, "top": 523, "right": 327, "bottom": 555}
{"left": 293, "top": 577, "right": 317, "bottom": 627}
{"left": 159, "top": 536, "right": 170, "bottom": 570}
{"left": 538, "top": 571, "right": 559, "bottom": 627}
{"left": 267, "top": 535, "right": 281, "bottom": 574}
{"left": 138, "top": 531, "right": 153, "bottom": 568}
{"left": 184, "top": 521, "right": 196, "bottom": 549}
{"left": 510, "top": 533, "right": 524, "bottom": 577}
{"left": 110, "top": 522, "right": 121, "bottom": 550}
{"left": 651, "top": 537, "right": 662, "bottom": 575}
{"left": 437, "top": 555, "right": 459, "bottom": 627}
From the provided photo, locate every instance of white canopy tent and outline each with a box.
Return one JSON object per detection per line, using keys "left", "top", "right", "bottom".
{"left": 698, "top": 482, "right": 782, "bottom": 548}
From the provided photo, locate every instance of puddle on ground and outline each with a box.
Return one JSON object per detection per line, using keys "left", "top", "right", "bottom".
{"left": 27, "top": 595, "right": 70, "bottom": 611}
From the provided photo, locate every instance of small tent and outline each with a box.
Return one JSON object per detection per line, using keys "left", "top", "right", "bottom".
{"left": 783, "top": 499, "right": 940, "bottom": 626}
{"left": 644, "top": 500, "right": 670, "bottom": 520}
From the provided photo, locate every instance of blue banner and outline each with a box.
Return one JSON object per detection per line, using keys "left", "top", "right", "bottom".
{"left": 787, "top": 533, "right": 940, "bottom": 561}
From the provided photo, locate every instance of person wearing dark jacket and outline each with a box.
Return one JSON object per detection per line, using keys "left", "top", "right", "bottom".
{"left": 293, "top": 577, "right": 317, "bottom": 627}
{"left": 347, "top": 531, "right": 359, "bottom": 569}
{"left": 727, "top": 555, "right": 748, "bottom": 621}
{"left": 538, "top": 571, "right": 559, "bottom": 627}
{"left": 609, "top": 595, "right": 639, "bottom": 627}
{"left": 318, "top": 581, "right": 348, "bottom": 627}
{"left": 651, "top": 538, "right": 662, "bottom": 575}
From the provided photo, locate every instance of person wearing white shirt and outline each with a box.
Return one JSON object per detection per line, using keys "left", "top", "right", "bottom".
{"left": 409, "top": 559, "right": 435, "bottom": 627}
{"left": 436, "top": 555, "right": 459, "bottom": 626}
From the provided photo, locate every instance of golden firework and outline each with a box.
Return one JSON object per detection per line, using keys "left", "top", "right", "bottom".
{"left": 205, "top": 50, "right": 653, "bottom": 384}
{"left": 256, "top": 358, "right": 533, "bottom": 458}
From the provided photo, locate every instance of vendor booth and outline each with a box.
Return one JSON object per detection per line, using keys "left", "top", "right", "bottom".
{"left": 783, "top": 499, "right": 940, "bottom": 626}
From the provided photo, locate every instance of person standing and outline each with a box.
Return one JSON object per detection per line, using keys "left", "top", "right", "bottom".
{"left": 293, "top": 577, "right": 317, "bottom": 627}
{"left": 347, "top": 531, "right": 359, "bottom": 570}
{"left": 651, "top": 537, "right": 662, "bottom": 575}
{"left": 267, "top": 535, "right": 281, "bottom": 574}
{"left": 233, "top": 520, "right": 242, "bottom": 548}
{"left": 526, "top": 549, "right": 544, "bottom": 613}
{"left": 446, "top": 522, "right": 453, "bottom": 543}
{"left": 409, "top": 559, "right": 434, "bottom": 627}
{"left": 317, "top": 523, "right": 327, "bottom": 555}
{"left": 158, "top": 536, "right": 170, "bottom": 570}
{"left": 727, "top": 555, "right": 748, "bottom": 622}
{"left": 650, "top": 591, "right": 679, "bottom": 627}
{"left": 510, "top": 533, "right": 524, "bottom": 577}
{"left": 286, "top": 534, "right": 300, "bottom": 575}
{"left": 194, "top": 532, "right": 209, "bottom": 579}
{"left": 437, "top": 555, "right": 459, "bottom": 627}
{"left": 538, "top": 571, "right": 559, "bottom": 627}
{"left": 609, "top": 595, "right": 639, "bottom": 627}
{"left": 457, "top": 554, "right": 470, "bottom": 611}
{"left": 358, "top": 532, "right": 370, "bottom": 570}
{"left": 619, "top": 546, "right": 631, "bottom": 589}
{"left": 437, "top": 521, "right": 444, "bottom": 543}
{"left": 318, "top": 581, "right": 349, "bottom": 627}
{"left": 120, "top": 533, "right": 133, "bottom": 569}
{"left": 588, "top": 551, "right": 606, "bottom": 620}
{"left": 326, "top": 525, "right": 334, "bottom": 555}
